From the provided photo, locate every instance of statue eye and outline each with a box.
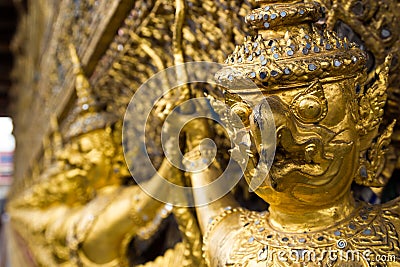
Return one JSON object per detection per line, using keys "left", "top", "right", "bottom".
{"left": 297, "top": 96, "right": 322, "bottom": 120}
{"left": 290, "top": 82, "right": 328, "bottom": 123}
{"left": 230, "top": 102, "right": 252, "bottom": 128}
{"left": 291, "top": 95, "right": 327, "bottom": 123}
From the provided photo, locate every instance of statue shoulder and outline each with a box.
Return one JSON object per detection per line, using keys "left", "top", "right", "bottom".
{"left": 204, "top": 208, "right": 270, "bottom": 267}
{"left": 348, "top": 200, "right": 400, "bottom": 265}
{"left": 380, "top": 197, "right": 400, "bottom": 240}
{"left": 381, "top": 196, "right": 400, "bottom": 217}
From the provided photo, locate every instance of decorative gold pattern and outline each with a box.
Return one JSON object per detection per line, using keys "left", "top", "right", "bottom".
{"left": 5, "top": 0, "right": 400, "bottom": 266}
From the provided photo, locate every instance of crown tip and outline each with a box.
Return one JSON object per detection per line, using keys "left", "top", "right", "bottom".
{"left": 217, "top": 1, "right": 367, "bottom": 90}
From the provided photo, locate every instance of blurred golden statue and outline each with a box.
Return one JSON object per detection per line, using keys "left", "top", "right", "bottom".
{"left": 7, "top": 45, "right": 192, "bottom": 267}
{"left": 6, "top": 1, "right": 253, "bottom": 266}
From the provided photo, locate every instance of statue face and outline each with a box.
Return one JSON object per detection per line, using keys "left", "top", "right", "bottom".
{"left": 249, "top": 79, "right": 360, "bottom": 209}
{"left": 61, "top": 129, "right": 116, "bottom": 189}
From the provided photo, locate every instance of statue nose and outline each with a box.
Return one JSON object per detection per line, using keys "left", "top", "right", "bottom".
{"left": 249, "top": 95, "right": 289, "bottom": 149}
{"left": 255, "top": 95, "right": 290, "bottom": 132}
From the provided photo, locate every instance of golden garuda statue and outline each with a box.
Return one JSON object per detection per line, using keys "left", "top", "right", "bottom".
{"left": 181, "top": 0, "right": 400, "bottom": 266}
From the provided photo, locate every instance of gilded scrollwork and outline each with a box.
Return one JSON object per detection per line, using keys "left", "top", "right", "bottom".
{"left": 5, "top": 0, "right": 400, "bottom": 266}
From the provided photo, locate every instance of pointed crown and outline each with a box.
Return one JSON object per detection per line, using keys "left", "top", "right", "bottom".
{"left": 215, "top": 0, "right": 367, "bottom": 90}
{"left": 63, "top": 44, "right": 117, "bottom": 140}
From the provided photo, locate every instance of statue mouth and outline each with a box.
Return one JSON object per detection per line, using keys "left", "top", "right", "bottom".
{"left": 271, "top": 127, "right": 353, "bottom": 181}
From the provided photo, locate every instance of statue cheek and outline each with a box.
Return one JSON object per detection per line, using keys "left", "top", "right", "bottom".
{"left": 322, "top": 95, "right": 347, "bottom": 127}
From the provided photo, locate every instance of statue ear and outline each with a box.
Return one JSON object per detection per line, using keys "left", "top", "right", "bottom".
{"left": 357, "top": 54, "right": 391, "bottom": 151}
{"left": 355, "top": 120, "right": 396, "bottom": 187}
{"left": 355, "top": 55, "right": 396, "bottom": 187}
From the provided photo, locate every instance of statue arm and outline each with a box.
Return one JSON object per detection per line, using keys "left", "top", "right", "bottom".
{"left": 190, "top": 161, "right": 239, "bottom": 233}
{"left": 189, "top": 163, "right": 245, "bottom": 266}
{"left": 184, "top": 118, "right": 239, "bottom": 234}
{"left": 10, "top": 159, "right": 178, "bottom": 266}
{"left": 76, "top": 158, "right": 179, "bottom": 265}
